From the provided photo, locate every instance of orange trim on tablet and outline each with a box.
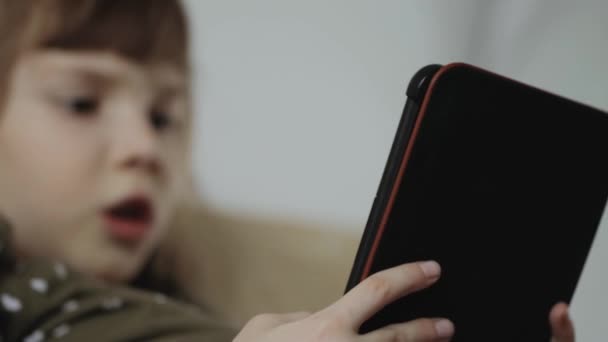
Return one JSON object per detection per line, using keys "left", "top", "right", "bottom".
{"left": 359, "top": 63, "right": 467, "bottom": 280}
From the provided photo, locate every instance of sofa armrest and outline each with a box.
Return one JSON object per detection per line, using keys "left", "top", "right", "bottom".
{"left": 164, "top": 206, "right": 361, "bottom": 326}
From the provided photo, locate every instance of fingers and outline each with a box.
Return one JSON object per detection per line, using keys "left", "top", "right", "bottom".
{"left": 330, "top": 261, "right": 442, "bottom": 329}
{"left": 550, "top": 302, "right": 575, "bottom": 342}
{"left": 362, "top": 318, "right": 454, "bottom": 342}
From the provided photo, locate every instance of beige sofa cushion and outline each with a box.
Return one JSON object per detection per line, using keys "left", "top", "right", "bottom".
{"left": 162, "top": 205, "right": 361, "bottom": 326}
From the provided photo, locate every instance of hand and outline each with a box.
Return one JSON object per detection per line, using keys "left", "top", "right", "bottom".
{"left": 234, "top": 261, "right": 454, "bottom": 342}
{"left": 550, "top": 302, "right": 575, "bottom": 342}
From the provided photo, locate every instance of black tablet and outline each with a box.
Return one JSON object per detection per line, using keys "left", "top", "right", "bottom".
{"left": 346, "top": 63, "right": 608, "bottom": 341}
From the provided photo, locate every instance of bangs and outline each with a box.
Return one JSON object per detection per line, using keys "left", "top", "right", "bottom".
{"left": 24, "top": 0, "right": 188, "bottom": 69}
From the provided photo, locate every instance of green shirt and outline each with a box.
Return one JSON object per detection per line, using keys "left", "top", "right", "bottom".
{"left": 0, "top": 217, "right": 237, "bottom": 341}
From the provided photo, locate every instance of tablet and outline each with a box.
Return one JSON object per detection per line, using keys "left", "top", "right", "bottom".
{"left": 346, "top": 63, "right": 608, "bottom": 341}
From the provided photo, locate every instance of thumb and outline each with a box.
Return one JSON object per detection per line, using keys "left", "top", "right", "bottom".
{"left": 550, "top": 302, "right": 575, "bottom": 342}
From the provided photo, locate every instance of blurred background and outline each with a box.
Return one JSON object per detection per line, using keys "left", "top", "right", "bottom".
{"left": 182, "top": 0, "right": 607, "bottom": 339}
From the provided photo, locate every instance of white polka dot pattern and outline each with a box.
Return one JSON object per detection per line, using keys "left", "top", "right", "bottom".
{"left": 52, "top": 324, "right": 70, "bottom": 338}
{"left": 62, "top": 300, "right": 79, "bottom": 313}
{"left": 53, "top": 263, "right": 67, "bottom": 279}
{"left": 1, "top": 293, "right": 22, "bottom": 312}
{"left": 101, "top": 297, "right": 123, "bottom": 310}
{"left": 23, "top": 330, "right": 44, "bottom": 342}
{"left": 30, "top": 278, "right": 48, "bottom": 294}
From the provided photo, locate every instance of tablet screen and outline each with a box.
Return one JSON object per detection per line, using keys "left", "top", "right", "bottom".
{"left": 359, "top": 65, "right": 608, "bottom": 340}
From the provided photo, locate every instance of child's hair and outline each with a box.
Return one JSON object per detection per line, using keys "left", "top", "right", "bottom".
{"left": 0, "top": 0, "right": 189, "bottom": 108}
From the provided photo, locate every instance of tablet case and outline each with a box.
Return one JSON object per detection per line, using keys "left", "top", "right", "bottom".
{"left": 346, "top": 63, "right": 608, "bottom": 341}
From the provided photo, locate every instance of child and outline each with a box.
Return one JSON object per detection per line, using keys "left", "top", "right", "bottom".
{"left": 0, "top": 0, "right": 575, "bottom": 341}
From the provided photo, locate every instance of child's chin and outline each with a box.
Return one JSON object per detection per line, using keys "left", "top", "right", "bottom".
{"left": 100, "top": 241, "right": 153, "bottom": 283}
{"left": 73, "top": 235, "right": 157, "bottom": 283}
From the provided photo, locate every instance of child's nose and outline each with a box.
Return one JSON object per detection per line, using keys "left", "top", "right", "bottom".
{"left": 111, "top": 121, "right": 162, "bottom": 177}
{"left": 121, "top": 150, "right": 161, "bottom": 176}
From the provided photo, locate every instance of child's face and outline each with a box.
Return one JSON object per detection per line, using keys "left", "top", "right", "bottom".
{"left": 0, "top": 50, "right": 188, "bottom": 282}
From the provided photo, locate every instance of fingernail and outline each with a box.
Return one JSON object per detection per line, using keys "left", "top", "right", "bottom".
{"left": 434, "top": 319, "right": 454, "bottom": 338}
{"left": 420, "top": 261, "right": 441, "bottom": 279}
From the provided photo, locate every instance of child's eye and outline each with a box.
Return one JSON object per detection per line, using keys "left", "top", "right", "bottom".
{"left": 66, "top": 96, "right": 99, "bottom": 116}
{"left": 149, "top": 109, "right": 172, "bottom": 132}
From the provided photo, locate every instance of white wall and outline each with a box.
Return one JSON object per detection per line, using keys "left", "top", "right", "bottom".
{"left": 184, "top": 0, "right": 608, "bottom": 339}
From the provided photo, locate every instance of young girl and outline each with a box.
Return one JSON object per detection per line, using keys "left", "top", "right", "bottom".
{"left": 0, "top": 1, "right": 575, "bottom": 341}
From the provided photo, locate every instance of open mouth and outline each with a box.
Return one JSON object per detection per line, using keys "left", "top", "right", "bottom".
{"left": 103, "top": 196, "right": 154, "bottom": 243}
{"left": 106, "top": 197, "right": 152, "bottom": 222}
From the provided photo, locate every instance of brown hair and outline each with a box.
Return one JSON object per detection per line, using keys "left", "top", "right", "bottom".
{"left": 0, "top": 0, "right": 189, "bottom": 107}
